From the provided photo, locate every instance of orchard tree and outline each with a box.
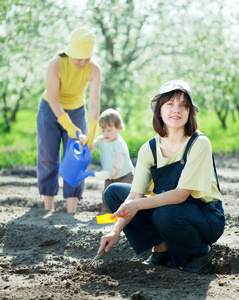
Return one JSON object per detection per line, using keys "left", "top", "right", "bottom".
{"left": 82, "top": 0, "right": 190, "bottom": 123}
{"left": 0, "top": 0, "right": 71, "bottom": 131}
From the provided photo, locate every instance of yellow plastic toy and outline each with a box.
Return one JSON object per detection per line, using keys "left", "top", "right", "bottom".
{"left": 96, "top": 214, "right": 118, "bottom": 224}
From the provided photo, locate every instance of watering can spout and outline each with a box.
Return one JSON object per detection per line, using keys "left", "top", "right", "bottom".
{"left": 76, "top": 170, "right": 95, "bottom": 182}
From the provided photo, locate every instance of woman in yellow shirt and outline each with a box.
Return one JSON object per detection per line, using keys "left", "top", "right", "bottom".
{"left": 37, "top": 27, "right": 101, "bottom": 213}
{"left": 97, "top": 80, "right": 225, "bottom": 274}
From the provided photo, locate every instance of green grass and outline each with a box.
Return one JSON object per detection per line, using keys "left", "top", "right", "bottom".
{"left": 0, "top": 109, "right": 238, "bottom": 168}
{"left": 0, "top": 110, "right": 37, "bottom": 168}
{"left": 197, "top": 111, "right": 239, "bottom": 154}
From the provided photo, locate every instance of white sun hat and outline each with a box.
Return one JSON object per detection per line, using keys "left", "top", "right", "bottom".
{"left": 150, "top": 80, "right": 199, "bottom": 115}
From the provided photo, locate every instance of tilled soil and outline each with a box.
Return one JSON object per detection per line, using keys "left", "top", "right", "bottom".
{"left": 0, "top": 155, "right": 239, "bottom": 300}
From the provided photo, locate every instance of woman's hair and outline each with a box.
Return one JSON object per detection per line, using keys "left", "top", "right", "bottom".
{"left": 152, "top": 90, "right": 199, "bottom": 137}
{"left": 57, "top": 51, "right": 68, "bottom": 57}
{"left": 99, "top": 108, "right": 125, "bottom": 130}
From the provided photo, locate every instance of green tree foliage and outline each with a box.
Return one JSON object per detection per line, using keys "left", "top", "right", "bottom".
{"left": 182, "top": 0, "right": 239, "bottom": 130}
{"left": 81, "top": 0, "right": 239, "bottom": 130}
{"left": 82, "top": 0, "right": 197, "bottom": 131}
{"left": 1, "top": 0, "right": 239, "bottom": 133}
{"left": 153, "top": 0, "right": 239, "bottom": 130}
{"left": 0, "top": 0, "right": 71, "bottom": 131}
{"left": 84, "top": 0, "right": 164, "bottom": 123}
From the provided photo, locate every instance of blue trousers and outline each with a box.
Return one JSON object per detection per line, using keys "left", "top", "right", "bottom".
{"left": 37, "top": 99, "right": 87, "bottom": 199}
{"left": 104, "top": 183, "right": 225, "bottom": 268}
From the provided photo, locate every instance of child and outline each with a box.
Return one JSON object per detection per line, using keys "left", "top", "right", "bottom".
{"left": 94, "top": 108, "right": 134, "bottom": 212}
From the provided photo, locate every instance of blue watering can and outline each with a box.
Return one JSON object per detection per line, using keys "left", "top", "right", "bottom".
{"left": 59, "top": 136, "right": 95, "bottom": 187}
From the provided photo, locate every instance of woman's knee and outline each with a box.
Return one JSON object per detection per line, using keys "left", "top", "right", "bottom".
{"left": 104, "top": 184, "right": 117, "bottom": 206}
{"left": 152, "top": 205, "right": 180, "bottom": 233}
{"left": 104, "top": 183, "right": 131, "bottom": 210}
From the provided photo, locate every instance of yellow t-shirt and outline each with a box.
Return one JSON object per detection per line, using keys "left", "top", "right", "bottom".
{"left": 131, "top": 133, "right": 222, "bottom": 203}
{"left": 42, "top": 56, "right": 93, "bottom": 110}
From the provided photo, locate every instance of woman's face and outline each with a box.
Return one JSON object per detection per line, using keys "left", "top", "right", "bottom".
{"left": 160, "top": 93, "right": 190, "bottom": 131}
{"left": 70, "top": 57, "right": 91, "bottom": 69}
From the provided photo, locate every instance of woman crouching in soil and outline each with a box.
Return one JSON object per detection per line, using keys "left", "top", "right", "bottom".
{"left": 98, "top": 79, "right": 225, "bottom": 274}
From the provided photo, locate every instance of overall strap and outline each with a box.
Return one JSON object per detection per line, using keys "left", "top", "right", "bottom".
{"left": 182, "top": 132, "right": 221, "bottom": 191}
{"left": 148, "top": 133, "right": 220, "bottom": 191}
{"left": 149, "top": 132, "right": 202, "bottom": 166}
{"left": 212, "top": 155, "right": 221, "bottom": 192}
{"left": 182, "top": 132, "right": 203, "bottom": 163}
{"left": 149, "top": 137, "right": 157, "bottom": 166}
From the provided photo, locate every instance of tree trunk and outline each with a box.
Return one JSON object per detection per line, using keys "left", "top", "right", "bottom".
{"left": 2, "top": 90, "right": 10, "bottom": 131}
{"left": 216, "top": 109, "right": 228, "bottom": 130}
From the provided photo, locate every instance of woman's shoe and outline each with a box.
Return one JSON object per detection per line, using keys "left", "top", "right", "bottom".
{"left": 142, "top": 250, "right": 171, "bottom": 266}
{"left": 179, "top": 247, "right": 213, "bottom": 274}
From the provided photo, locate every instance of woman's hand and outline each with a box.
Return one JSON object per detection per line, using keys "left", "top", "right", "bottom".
{"left": 98, "top": 230, "right": 120, "bottom": 254}
{"left": 111, "top": 199, "right": 140, "bottom": 220}
{"left": 97, "top": 193, "right": 144, "bottom": 255}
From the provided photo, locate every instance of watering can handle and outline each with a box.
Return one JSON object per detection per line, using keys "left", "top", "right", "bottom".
{"left": 76, "top": 131, "right": 87, "bottom": 151}
{"left": 65, "top": 131, "right": 81, "bottom": 153}
{"left": 66, "top": 131, "right": 90, "bottom": 154}
{"left": 76, "top": 131, "right": 91, "bottom": 153}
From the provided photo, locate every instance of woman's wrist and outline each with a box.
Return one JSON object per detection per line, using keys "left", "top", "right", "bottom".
{"left": 112, "top": 226, "right": 121, "bottom": 236}
{"left": 135, "top": 197, "right": 144, "bottom": 211}
{"left": 112, "top": 217, "right": 129, "bottom": 235}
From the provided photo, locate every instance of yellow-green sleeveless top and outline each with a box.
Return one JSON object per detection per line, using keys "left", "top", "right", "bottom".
{"left": 42, "top": 56, "right": 93, "bottom": 110}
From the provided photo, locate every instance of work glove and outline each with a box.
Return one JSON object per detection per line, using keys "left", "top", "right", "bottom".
{"left": 84, "top": 119, "right": 98, "bottom": 147}
{"left": 57, "top": 112, "right": 82, "bottom": 139}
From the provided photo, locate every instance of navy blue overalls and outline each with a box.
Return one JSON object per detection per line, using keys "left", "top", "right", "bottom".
{"left": 104, "top": 132, "right": 225, "bottom": 267}
{"left": 37, "top": 99, "right": 87, "bottom": 199}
